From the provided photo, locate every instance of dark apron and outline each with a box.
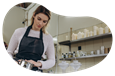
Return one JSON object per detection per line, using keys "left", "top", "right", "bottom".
{"left": 15, "top": 25, "right": 44, "bottom": 71}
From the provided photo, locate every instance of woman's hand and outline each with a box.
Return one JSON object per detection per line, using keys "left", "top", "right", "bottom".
{"left": 25, "top": 60, "right": 42, "bottom": 68}
{"left": 15, "top": 59, "right": 22, "bottom": 64}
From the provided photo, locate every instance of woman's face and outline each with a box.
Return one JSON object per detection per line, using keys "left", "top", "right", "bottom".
{"left": 32, "top": 13, "right": 49, "bottom": 31}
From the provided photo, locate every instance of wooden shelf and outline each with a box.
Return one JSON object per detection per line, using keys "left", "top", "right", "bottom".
{"left": 59, "top": 33, "right": 112, "bottom": 46}
{"left": 60, "top": 54, "right": 108, "bottom": 61}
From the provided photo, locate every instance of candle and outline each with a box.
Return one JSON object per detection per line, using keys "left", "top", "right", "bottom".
{"left": 99, "top": 27, "right": 104, "bottom": 34}
{"left": 89, "top": 31, "right": 93, "bottom": 36}
{"left": 81, "top": 32, "right": 84, "bottom": 38}
{"left": 66, "top": 36, "right": 68, "bottom": 40}
{"left": 78, "top": 32, "right": 82, "bottom": 39}
{"left": 72, "top": 33, "right": 76, "bottom": 40}
{"left": 105, "top": 26, "right": 109, "bottom": 33}
{"left": 84, "top": 29, "right": 89, "bottom": 37}
{"left": 97, "top": 28, "right": 99, "bottom": 35}
{"left": 87, "top": 31, "right": 90, "bottom": 37}
{"left": 77, "top": 33, "right": 79, "bottom": 39}
{"left": 93, "top": 26, "right": 99, "bottom": 35}
{"left": 75, "top": 34, "right": 77, "bottom": 39}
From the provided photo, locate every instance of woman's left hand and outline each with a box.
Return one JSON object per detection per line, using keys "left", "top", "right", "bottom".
{"left": 25, "top": 60, "right": 42, "bottom": 67}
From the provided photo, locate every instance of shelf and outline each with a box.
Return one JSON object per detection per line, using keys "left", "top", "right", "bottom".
{"left": 60, "top": 54, "right": 108, "bottom": 61}
{"left": 59, "top": 33, "right": 112, "bottom": 46}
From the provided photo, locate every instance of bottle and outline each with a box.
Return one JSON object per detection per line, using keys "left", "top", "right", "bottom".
{"left": 73, "top": 51, "right": 76, "bottom": 57}
{"left": 78, "top": 46, "right": 81, "bottom": 56}
{"left": 63, "top": 53, "right": 66, "bottom": 58}
{"left": 76, "top": 51, "right": 80, "bottom": 57}
{"left": 50, "top": 70, "right": 52, "bottom": 73}
{"left": 108, "top": 47, "right": 111, "bottom": 53}
{"left": 65, "top": 53, "right": 68, "bottom": 58}
{"left": 71, "top": 53, "right": 73, "bottom": 58}
{"left": 68, "top": 52, "right": 71, "bottom": 58}
{"left": 109, "top": 47, "right": 111, "bottom": 53}
{"left": 62, "top": 53, "right": 64, "bottom": 58}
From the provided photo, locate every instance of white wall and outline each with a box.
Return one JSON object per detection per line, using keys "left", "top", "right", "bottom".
{"left": 58, "top": 16, "right": 102, "bottom": 34}
{"left": 3, "top": 6, "right": 25, "bottom": 44}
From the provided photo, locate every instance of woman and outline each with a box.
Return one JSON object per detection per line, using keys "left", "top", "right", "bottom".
{"left": 7, "top": 5, "right": 55, "bottom": 71}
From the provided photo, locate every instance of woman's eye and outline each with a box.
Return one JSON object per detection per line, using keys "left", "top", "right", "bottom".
{"left": 44, "top": 21, "right": 46, "bottom": 23}
{"left": 37, "top": 18, "right": 41, "bottom": 20}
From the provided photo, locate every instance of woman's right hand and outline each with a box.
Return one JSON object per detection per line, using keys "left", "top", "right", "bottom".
{"left": 15, "top": 59, "right": 22, "bottom": 64}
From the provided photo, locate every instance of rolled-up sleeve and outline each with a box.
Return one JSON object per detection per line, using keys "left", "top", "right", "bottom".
{"left": 38, "top": 36, "right": 55, "bottom": 69}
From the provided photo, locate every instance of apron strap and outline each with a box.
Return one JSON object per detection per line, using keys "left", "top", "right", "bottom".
{"left": 24, "top": 25, "right": 32, "bottom": 37}
{"left": 40, "top": 29, "right": 43, "bottom": 40}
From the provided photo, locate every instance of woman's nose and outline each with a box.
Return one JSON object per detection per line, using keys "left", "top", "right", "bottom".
{"left": 39, "top": 21, "right": 43, "bottom": 25}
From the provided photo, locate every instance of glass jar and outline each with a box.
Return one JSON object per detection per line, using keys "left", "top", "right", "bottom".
{"left": 68, "top": 52, "right": 71, "bottom": 58}
{"left": 73, "top": 51, "right": 76, "bottom": 57}
{"left": 62, "top": 53, "right": 64, "bottom": 58}
{"left": 65, "top": 53, "right": 68, "bottom": 58}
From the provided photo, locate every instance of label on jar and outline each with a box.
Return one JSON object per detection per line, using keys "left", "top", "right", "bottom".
{"left": 66, "top": 54, "right": 68, "bottom": 58}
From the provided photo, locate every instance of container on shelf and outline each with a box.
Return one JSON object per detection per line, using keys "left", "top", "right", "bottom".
{"left": 108, "top": 47, "right": 111, "bottom": 53}
{"left": 96, "top": 50, "right": 100, "bottom": 55}
{"left": 99, "top": 27, "right": 104, "bottom": 34}
{"left": 105, "top": 26, "right": 109, "bottom": 33}
{"left": 101, "top": 46, "right": 105, "bottom": 54}
{"left": 62, "top": 53, "right": 64, "bottom": 58}
{"left": 84, "top": 29, "right": 89, "bottom": 38}
{"left": 72, "top": 33, "right": 77, "bottom": 40}
{"left": 73, "top": 51, "right": 76, "bottom": 57}
{"left": 65, "top": 53, "right": 68, "bottom": 58}
{"left": 76, "top": 51, "right": 80, "bottom": 57}
{"left": 64, "top": 53, "right": 66, "bottom": 58}
{"left": 66, "top": 36, "right": 69, "bottom": 40}
{"left": 81, "top": 32, "right": 84, "bottom": 38}
{"left": 91, "top": 51, "right": 94, "bottom": 55}
{"left": 75, "top": 34, "right": 77, "bottom": 39}
{"left": 68, "top": 52, "right": 72, "bottom": 58}
{"left": 89, "top": 31, "right": 94, "bottom": 36}
{"left": 93, "top": 26, "right": 99, "bottom": 35}
{"left": 77, "top": 32, "right": 82, "bottom": 39}
{"left": 101, "top": 49, "right": 104, "bottom": 54}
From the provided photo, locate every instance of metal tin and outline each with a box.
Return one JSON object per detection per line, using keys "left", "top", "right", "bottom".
{"left": 19, "top": 59, "right": 26, "bottom": 67}
{"left": 26, "top": 62, "right": 34, "bottom": 70}
{"left": 18, "top": 59, "right": 34, "bottom": 70}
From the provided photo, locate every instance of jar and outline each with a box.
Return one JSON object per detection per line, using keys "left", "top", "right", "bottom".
{"left": 65, "top": 53, "right": 68, "bottom": 58}
{"left": 104, "top": 48, "right": 108, "bottom": 54}
{"left": 62, "top": 53, "right": 64, "bottom": 58}
{"left": 63, "top": 53, "right": 66, "bottom": 58}
{"left": 108, "top": 47, "right": 111, "bottom": 53}
{"left": 96, "top": 50, "right": 100, "bottom": 55}
{"left": 68, "top": 52, "right": 71, "bottom": 58}
{"left": 71, "top": 53, "right": 73, "bottom": 58}
{"left": 73, "top": 51, "right": 76, "bottom": 57}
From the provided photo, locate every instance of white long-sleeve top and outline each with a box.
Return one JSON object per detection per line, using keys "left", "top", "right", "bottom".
{"left": 7, "top": 26, "right": 55, "bottom": 69}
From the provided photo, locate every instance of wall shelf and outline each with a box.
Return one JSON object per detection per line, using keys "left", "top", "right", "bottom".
{"left": 59, "top": 32, "right": 111, "bottom": 61}
{"left": 60, "top": 54, "right": 108, "bottom": 61}
{"left": 59, "top": 33, "right": 112, "bottom": 46}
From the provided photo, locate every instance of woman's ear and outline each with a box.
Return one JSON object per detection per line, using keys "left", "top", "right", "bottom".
{"left": 33, "top": 13, "right": 35, "bottom": 18}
